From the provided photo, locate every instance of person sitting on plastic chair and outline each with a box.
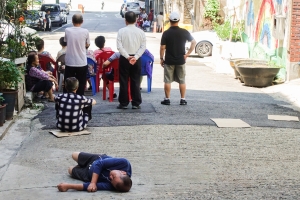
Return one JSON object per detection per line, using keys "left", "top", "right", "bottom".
{"left": 55, "top": 77, "right": 96, "bottom": 132}
{"left": 142, "top": 18, "right": 150, "bottom": 31}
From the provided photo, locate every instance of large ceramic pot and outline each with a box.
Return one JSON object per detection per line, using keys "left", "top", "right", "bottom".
{"left": 235, "top": 60, "right": 280, "bottom": 87}
{"left": 229, "top": 58, "right": 245, "bottom": 83}
{"left": 1, "top": 90, "right": 18, "bottom": 120}
{"left": 0, "top": 104, "right": 6, "bottom": 126}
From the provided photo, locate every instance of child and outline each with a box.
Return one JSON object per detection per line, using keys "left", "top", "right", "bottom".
{"left": 55, "top": 77, "right": 96, "bottom": 132}
{"left": 93, "top": 36, "right": 112, "bottom": 58}
{"left": 25, "top": 53, "right": 58, "bottom": 102}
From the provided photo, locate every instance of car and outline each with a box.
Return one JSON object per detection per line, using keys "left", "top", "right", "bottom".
{"left": 24, "top": 10, "right": 44, "bottom": 31}
{"left": 120, "top": 3, "right": 125, "bottom": 18}
{"left": 124, "top": 2, "right": 140, "bottom": 15}
{"left": 40, "top": 4, "right": 66, "bottom": 27}
{"left": 186, "top": 30, "right": 219, "bottom": 57}
{"left": 59, "top": 3, "right": 70, "bottom": 15}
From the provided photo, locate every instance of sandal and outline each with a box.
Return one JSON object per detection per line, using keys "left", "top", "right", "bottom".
{"left": 41, "top": 96, "right": 49, "bottom": 99}
{"left": 48, "top": 99, "right": 55, "bottom": 102}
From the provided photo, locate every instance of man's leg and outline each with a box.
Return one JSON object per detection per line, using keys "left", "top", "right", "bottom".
{"left": 57, "top": 183, "right": 84, "bottom": 192}
{"left": 118, "top": 56, "right": 130, "bottom": 107}
{"left": 63, "top": 66, "right": 76, "bottom": 93}
{"left": 130, "top": 59, "right": 142, "bottom": 107}
{"left": 75, "top": 66, "right": 88, "bottom": 96}
{"left": 179, "top": 83, "right": 186, "bottom": 98}
{"left": 164, "top": 83, "right": 171, "bottom": 98}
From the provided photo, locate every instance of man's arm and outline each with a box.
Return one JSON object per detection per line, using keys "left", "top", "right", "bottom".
{"left": 87, "top": 173, "right": 99, "bottom": 192}
{"left": 57, "top": 183, "right": 84, "bottom": 192}
{"left": 117, "top": 30, "right": 130, "bottom": 59}
{"left": 86, "top": 31, "right": 90, "bottom": 48}
{"left": 184, "top": 39, "right": 196, "bottom": 60}
{"left": 134, "top": 33, "right": 146, "bottom": 60}
{"left": 160, "top": 45, "right": 166, "bottom": 67}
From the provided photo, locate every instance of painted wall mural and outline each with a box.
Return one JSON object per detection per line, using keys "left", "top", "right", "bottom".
{"left": 245, "top": 0, "right": 287, "bottom": 50}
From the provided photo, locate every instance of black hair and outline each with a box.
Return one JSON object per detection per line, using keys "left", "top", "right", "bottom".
{"left": 26, "top": 53, "right": 38, "bottom": 73}
{"left": 159, "top": 12, "right": 163, "bottom": 15}
{"left": 125, "top": 11, "right": 136, "bottom": 24}
{"left": 65, "top": 77, "right": 79, "bottom": 92}
{"left": 35, "top": 38, "right": 44, "bottom": 51}
{"left": 59, "top": 37, "right": 67, "bottom": 47}
{"left": 72, "top": 14, "right": 83, "bottom": 24}
{"left": 115, "top": 175, "right": 132, "bottom": 192}
{"left": 95, "top": 36, "right": 105, "bottom": 49}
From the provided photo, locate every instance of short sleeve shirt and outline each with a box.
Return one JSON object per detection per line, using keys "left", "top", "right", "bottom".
{"left": 160, "top": 26, "right": 194, "bottom": 65}
{"left": 64, "top": 27, "right": 90, "bottom": 66}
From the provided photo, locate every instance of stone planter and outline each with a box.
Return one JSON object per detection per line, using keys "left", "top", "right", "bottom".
{"left": 236, "top": 60, "right": 280, "bottom": 87}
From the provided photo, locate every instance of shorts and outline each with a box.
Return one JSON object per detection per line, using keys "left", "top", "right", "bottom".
{"left": 164, "top": 64, "right": 186, "bottom": 84}
{"left": 71, "top": 152, "right": 107, "bottom": 182}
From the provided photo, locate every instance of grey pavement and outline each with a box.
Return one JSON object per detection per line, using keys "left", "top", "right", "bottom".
{"left": 2, "top": 10, "right": 300, "bottom": 199}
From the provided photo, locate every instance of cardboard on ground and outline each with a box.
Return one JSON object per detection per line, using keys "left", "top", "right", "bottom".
{"left": 268, "top": 115, "right": 299, "bottom": 121}
{"left": 210, "top": 118, "right": 251, "bottom": 128}
{"left": 49, "top": 130, "right": 91, "bottom": 138}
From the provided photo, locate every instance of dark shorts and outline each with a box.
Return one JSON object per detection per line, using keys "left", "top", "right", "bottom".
{"left": 32, "top": 80, "right": 53, "bottom": 92}
{"left": 71, "top": 152, "right": 107, "bottom": 182}
{"left": 105, "top": 69, "right": 114, "bottom": 82}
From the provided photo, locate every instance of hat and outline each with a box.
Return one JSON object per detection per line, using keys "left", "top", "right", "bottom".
{"left": 169, "top": 12, "right": 180, "bottom": 22}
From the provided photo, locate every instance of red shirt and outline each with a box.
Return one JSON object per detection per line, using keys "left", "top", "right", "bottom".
{"left": 148, "top": 12, "right": 153, "bottom": 21}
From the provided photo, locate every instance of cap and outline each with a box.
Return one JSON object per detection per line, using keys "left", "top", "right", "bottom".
{"left": 169, "top": 12, "right": 180, "bottom": 22}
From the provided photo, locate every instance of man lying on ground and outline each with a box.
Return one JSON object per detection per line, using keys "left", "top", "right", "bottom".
{"left": 55, "top": 77, "right": 96, "bottom": 132}
{"left": 57, "top": 152, "right": 132, "bottom": 192}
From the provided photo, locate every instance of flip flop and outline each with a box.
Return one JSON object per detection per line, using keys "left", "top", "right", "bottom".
{"left": 48, "top": 99, "right": 55, "bottom": 102}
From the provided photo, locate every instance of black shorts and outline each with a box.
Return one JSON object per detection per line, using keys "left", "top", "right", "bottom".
{"left": 71, "top": 152, "right": 107, "bottom": 182}
{"left": 32, "top": 80, "right": 53, "bottom": 92}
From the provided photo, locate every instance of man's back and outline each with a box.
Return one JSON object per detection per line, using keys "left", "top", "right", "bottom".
{"left": 64, "top": 27, "right": 89, "bottom": 66}
{"left": 161, "top": 26, "right": 193, "bottom": 65}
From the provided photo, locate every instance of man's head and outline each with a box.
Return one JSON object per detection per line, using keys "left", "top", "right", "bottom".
{"left": 59, "top": 37, "right": 67, "bottom": 47}
{"left": 35, "top": 38, "right": 44, "bottom": 51}
{"left": 65, "top": 77, "right": 79, "bottom": 92}
{"left": 169, "top": 11, "right": 180, "bottom": 24}
{"left": 109, "top": 170, "right": 132, "bottom": 192}
{"left": 125, "top": 11, "right": 136, "bottom": 24}
{"left": 46, "top": 9, "right": 50, "bottom": 14}
{"left": 72, "top": 14, "right": 83, "bottom": 25}
{"left": 95, "top": 36, "right": 105, "bottom": 49}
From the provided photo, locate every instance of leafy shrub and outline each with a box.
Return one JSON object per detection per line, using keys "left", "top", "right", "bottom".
{"left": 213, "top": 20, "right": 245, "bottom": 41}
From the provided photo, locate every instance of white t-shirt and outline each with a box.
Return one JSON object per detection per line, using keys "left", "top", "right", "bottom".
{"left": 64, "top": 27, "right": 90, "bottom": 66}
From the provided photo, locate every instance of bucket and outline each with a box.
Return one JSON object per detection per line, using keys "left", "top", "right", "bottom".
{"left": 0, "top": 104, "right": 6, "bottom": 126}
{"left": 2, "top": 90, "right": 17, "bottom": 120}
{"left": 146, "top": 27, "right": 150, "bottom": 32}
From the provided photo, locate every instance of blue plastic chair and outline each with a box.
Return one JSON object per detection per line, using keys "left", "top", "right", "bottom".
{"left": 87, "top": 58, "right": 97, "bottom": 96}
{"left": 140, "top": 54, "right": 154, "bottom": 93}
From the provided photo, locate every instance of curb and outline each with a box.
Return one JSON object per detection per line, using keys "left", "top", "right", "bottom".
{"left": 0, "top": 116, "right": 17, "bottom": 141}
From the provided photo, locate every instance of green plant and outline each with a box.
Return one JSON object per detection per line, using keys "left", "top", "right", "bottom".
{"left": 0, "top": 93, "right": 5, "bottom": 104}
{"left": 213, "top": 20, "right": 245, "bottom": 41}
{"left": 268, "top": 60, "right": 284, "bottom": 68}
{"left": 204, "top": 0, "right": 221, "bottom": 23}
{"left": 0, "top": 60, "right": 25, "bottom": 90}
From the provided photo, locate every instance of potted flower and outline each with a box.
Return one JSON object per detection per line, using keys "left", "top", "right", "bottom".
{"left": 0, "top": 60, "right": 25, "bottom": 120}
{"left": 0, "top": 93, "right": 6, "bottom": 126}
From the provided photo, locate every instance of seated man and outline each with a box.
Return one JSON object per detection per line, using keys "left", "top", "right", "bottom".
{"left": 55, "top": 77, "right": 96, "bottom": 132}
{"left": 57, "top": 152, "right": 132, "bottom": 192}
{"left": 35, "top": 38, "right": 55, "bottom": 72}
{"left": 56, "top": 37, "right": 67, "bottom": 60}
{"left": 142, "top": 18, "right": 150, "bottom": 31}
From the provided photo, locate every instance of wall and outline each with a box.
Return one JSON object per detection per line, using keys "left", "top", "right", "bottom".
{"left": 242, "top": 0, "right": 290, "bottom": 80}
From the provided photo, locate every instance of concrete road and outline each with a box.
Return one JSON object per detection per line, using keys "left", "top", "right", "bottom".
{"left": 1, "top": 9, "right": 300, "bottom": 199}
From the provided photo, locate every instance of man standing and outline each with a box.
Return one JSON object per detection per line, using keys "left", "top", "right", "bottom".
{"left": 117, "top": 11, "right": 146, "bottom": 109}
{"left": 160, "top": 12, "right": 196, "bottom": 105}
{"left": 64, "top": 14, "right": 90, "bottom": 95}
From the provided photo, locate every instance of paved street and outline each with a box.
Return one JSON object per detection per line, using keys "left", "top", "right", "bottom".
{"left": 1, "top": 8, "right": 300, "bottom": 199}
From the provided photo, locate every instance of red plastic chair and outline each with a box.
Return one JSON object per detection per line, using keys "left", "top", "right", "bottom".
{"left": 95, "top": 51, "right": 115, "bottom": 93}
{"left": 102, "top": 58, "right": 131, "bottom": 102}
{"left": 38, "top": 54, "right": 58, "bottom": 79}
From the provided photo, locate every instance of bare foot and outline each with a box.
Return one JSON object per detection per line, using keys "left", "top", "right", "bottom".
{"left": 57, "top": 183, "right": 69, "bottom": 192}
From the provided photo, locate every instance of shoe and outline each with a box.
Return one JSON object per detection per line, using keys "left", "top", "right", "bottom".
{"left": 117, "top": 104, "right": 128, "bottom": 109}
{"left": 132, "top": 105, "right": 141, "bottom": 109}
{"left": 107, "top": 93, "right": 117, "bottom": 99}
{"left": 161, "top": 99, "right": 170, "bottom": 105}
{"left": 88, "top": 86, "right": 92, "bottom": 90}
{"left": 180, "top": 99, "right": 187, "bottom": 105}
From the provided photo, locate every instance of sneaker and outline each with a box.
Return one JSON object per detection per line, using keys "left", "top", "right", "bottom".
{"left": 117, "top": 104, "right": 128, "bottom": 109}
{"left": 180, "top": 99, "right": 187, "bottom": 105}
{"left": 161, "top": 99, "right": 170, "bottom": 105}
{"left": 132, "top": 105, "right": 141, "bottom": 109}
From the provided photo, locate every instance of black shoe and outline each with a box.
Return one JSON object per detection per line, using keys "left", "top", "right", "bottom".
{"left": 132, "top": 105, "right": 141, "bottom": 109}
{"left": 117, "top": 104, "right": 128, "bottom": 109}
{"left": 161, "top": 99, "right": 170, "bottom": 105}
{"left": 180, "top": 99, "right": 187, "bottom": 105}
{"left": 107, "top": 93, "right": 117, "bottom": 100}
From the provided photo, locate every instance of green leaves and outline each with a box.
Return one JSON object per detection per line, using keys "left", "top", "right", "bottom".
{"left": 213, "top": 20, "right": 245, "bottom": 41}
{"left": 0, "top": 60, "right": 25, "bottom": 90}
{"left": 204, "top": 0, "right": 220, "bottom": 23}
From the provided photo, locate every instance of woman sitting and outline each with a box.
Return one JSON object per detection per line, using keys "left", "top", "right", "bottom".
{"left": 93, "top": 36, "right": 112, "bottom": 58}
{"left": 25, "top": 53, "right": 58, "bottom": 102}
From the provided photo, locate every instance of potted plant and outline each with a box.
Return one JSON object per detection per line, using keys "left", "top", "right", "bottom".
{"left": 0, "top": 93, "right": 6, "bottom": 126}
{"left": 0, "top": 60, "right": 25, "bottom": 120}
{"left": 235, "top": 60, "right": 281, "bottom": 87}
